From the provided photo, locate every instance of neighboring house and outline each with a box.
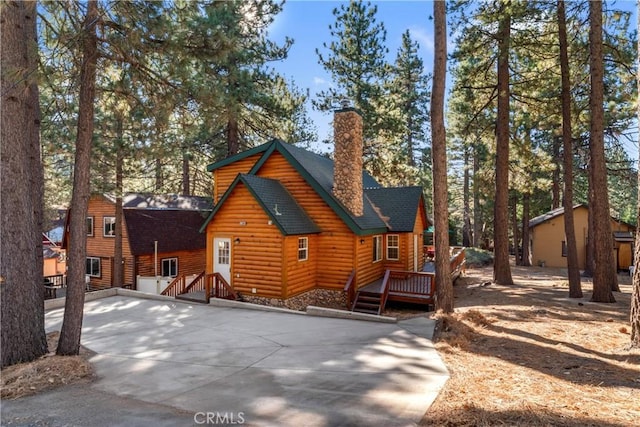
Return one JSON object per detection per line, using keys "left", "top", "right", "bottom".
{"left": 63, "top": 193, "right": 212, "bottom": 290}
{"left": 200, "top": 107, "right": 430, "bottom": 301}
{"left": 529, "top": 204, "right": 635, "bottom": 271}
{"left": 43, "top": 233, "right": 66, "bottom": 277}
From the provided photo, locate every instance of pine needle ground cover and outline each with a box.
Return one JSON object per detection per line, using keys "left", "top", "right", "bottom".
{"left": 422, "top": 265, "right": 639, "bottom": 427}
{"left": 1, "top": 332, "right": 94, "bottom": 399}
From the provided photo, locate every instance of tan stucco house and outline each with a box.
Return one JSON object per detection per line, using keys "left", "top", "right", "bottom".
{"left": 529, "top": 204, "right": 635, "bottom": 271}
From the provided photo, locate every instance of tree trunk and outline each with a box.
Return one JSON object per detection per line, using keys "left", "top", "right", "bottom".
{"left": 584, "top": 171, "right": 595, "bottom": 277}
{"left": 462, "top": 146, "right": 472, "bottom": 247}
{"left": 113, "top": 117, "right": 124, "bottom": 288}
{"left": 473, "top": 146, "right": 482, "bottom": 248}
{"left": 493, "top": 8, "right": 514, "bottom": 285}
{"left": 57, "top": 0, "right": 99, "bottom": 355}
{"left": 552, "top": 137, "right": 561, "bottom": 210}
{"left": 227, "top": 117, "right": 240, "bottom": 157}
{"left": 511, "top": 193, "right": 520, "bottom": 265}
{"left": 431, "top": 0, "right": 453, "bottom": 313}
{"left": 629, "top": 0, "right": 640, "bottom": 348}
{"left": 521, "top": 193, "right": 532, "bottom": 266}
{"left": 1, "top": 0, "right": 48, "bottom": 367}
{"left": 155, "top": 158, "right": 163, "bottom": 192}
{"left": 558, "top": 0, "right": 582, "bottom": 298}
{"left": 182, "top": 151, "right": 190, "bottom": 196}
{"left": 588, "top": 0, "right": 616, "bottom": 303}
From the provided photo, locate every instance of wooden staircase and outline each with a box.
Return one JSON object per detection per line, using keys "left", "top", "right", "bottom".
{"left": 162, "top": 272, "right": 240, "bottom": 304}
{"left": 351, "top": 290, "right": 384, "bottom": 315}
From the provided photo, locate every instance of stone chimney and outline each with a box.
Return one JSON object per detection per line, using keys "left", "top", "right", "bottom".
{"left": 333, "top": 101, "right": 363, "bottom": 217}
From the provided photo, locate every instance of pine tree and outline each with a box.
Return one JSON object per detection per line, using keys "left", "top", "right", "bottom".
{"left": 588, "top": 0, "right": 617, "bottom": 303}
{"left": 432, "top": 0, "right": 453, "bottom": 313}
{"left": 315, "top": 0, "right": 389, "bottom": 175}
{"left": 1, "top": 0, "right": 48, "bottom": 367}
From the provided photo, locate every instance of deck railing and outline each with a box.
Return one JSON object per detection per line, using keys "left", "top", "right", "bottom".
{"left": 208, "top": 273, "right": 238, "bottom": 300}
{"left": 161, "top": 275, "right": 188, "bottom": 297}
{"left": 378, "top": 270, "right": 392, "bottom": 314}
{"left": 182, "top": 271, "right": 206, "bottom": 295}
{"left": 44, "top": 274, "right": 65, "bottom": 287}
{"left": 387, "top": 270, "right": 435, "bottom": 299}
{"left": 450, "top": 247, "right": 466, "bottom": 277}
{"left": 343, "top": 270, "right": 357, "bottom": 310}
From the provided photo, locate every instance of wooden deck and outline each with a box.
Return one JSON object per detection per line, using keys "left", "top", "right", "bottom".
{"left": 348, "top": 247, "right": 465, "bottom": 315}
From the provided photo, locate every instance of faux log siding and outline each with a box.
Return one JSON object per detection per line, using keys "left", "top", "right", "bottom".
{"left": 85, "top": 196, "right": 135, "bottom": 288}
{"left": 383, "top": 234, "right": 411, "bottom": 271}
{"left": 206, "top": 185, "right": 284, "bottom": 298}
{"left": 283, "top": 235, "right": 318, "bottom": 298}
{"left": 356, "top": 235, "right": 385, "bottom": 287}
{"left": 257, "top": 153, "right": 356, "bottom": 290}
{"left": 136, "top": 249, "right": 206, "bottom": 278}
{"left": 213, "top": 154, "right": 263, "bottom": 202}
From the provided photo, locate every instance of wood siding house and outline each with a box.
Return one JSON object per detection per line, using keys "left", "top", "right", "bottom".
{"left": 63, "top": 194, "right": 212, "bottom": 289}
{"left": 201, "top": 108, "right": 430, "bottom": 301}
{"left": 529, "top": 204, "right": 635, "bottom": 271}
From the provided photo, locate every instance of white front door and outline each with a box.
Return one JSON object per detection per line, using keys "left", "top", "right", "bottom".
{"left": 214, "top": 238, "right": 231, "bottom": 284}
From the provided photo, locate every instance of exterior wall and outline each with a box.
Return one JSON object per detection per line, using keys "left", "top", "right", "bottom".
{"left": 206, "top": 185, "right": 284, "bottom": 298}
{"left": 136, "top": 249, "right": 206, "bottom": 278}
{"left": 356, "top": 235, "right": 386, "bottom": 287}
{"left": 85, "top": 196, "right": 135, "bottom": 288}
{"left": 531, "top": 206, "right": 634, "bottom": 270}
{"left": 257, "top": 152, "right": 357, "bottom": 290}
{"left": 283, "top": 234, "right": 318, "bottom": 298}
{"left": 213, "top": 154, "right": 263, "bottom": 203}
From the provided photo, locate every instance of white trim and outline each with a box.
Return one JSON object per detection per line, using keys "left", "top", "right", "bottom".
{"left": 386, "top": 234, "right": 399, "bottom": 260}
{"left": 86, "top": 216, "right": 94, "bottom": 237}
{"left": 103, "top": 216, "right": 116, "bottom": 237}
{"left": 161, "top": 257, "right": 178, "bottom": 277}
{"left": 298, "top": 237, "right": 308, "bottom": 261}
{"left": 373, "top": 235, "right": 383, "bottom": 263}
{"left": 86, "top": 256, "right": 101, "bottom": 277}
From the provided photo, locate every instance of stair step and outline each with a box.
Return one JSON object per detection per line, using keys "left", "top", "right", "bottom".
{"left": 352, "top": 307, "right": 380, "bottom": 315}
{"left": 176, "top": 294, "right": 209, "bottom": 304}
{"left": 354, "top": 302, "right": 380, "bottom": 310}
{"left": 357, "top": 295, "right": 381, "bottom": 303}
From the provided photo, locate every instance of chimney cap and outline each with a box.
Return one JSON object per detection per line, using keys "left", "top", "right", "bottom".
{"left": 339, "top": 98, "right": 351, "bottom": 109}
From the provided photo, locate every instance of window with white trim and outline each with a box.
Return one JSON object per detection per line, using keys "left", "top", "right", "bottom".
{"left": 103, "top": 216, "right": 116, "bottom": 237}
{"left": 298, "top": 237, "right": 308, "bottom": 261}
{"left": 86, "top": 257, "right": 101, "bottom": 277}
{"left": 373, "top": 235, "right": 382, "bottom": 262}
{"left": 387, "top": 234, "right": 399, "bottom": 260}
{"left": 162, "top": 257, "right": 178, "bottom": 277}
{"left": 86, "top": 217, "right": 94, "bottom": 236}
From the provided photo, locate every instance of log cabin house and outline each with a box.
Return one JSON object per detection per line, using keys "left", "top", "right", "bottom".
{"left": 63, "top": 193, "right": 212, "bottom": 290}
{"left": 529, "top": 204, "right": 635, "bottom": 271}
{"left": 199, "top": 107, "right": 432, "bottom": 310}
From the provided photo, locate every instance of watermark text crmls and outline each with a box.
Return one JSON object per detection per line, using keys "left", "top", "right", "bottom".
{"left": 194, "top": 412, "right": 246, "bottom": 425}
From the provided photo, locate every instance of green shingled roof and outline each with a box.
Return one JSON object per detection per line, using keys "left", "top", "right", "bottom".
{"left": 203, "top": 139, "right": 424, "bottom": 236}
{"left": 200, "top": 174, "right": 320, "bottom": 236}
{"left": 364, "top": 187, "right": 425, "bottom": 232}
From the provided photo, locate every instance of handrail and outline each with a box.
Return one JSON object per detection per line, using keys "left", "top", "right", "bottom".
{"left": 161, "top": 275, "right": 186, "bottom": 297}
{"left": 449, "top": 247, "right": 466, "bottom": 277}
{"left": 210, "top": 273, "right": 238, "bottom": 300}
{"left": 343, "top": 270, "right": 356, "bottom": 310}
{"left": 378, "top": 270, "right": 391, "bottom": 315}
{"left": 182, "top": 271, "right": 206, "bottom": 294}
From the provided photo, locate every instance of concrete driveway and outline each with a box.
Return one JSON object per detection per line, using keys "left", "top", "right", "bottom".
{"left": 5, "top": 295, "right": 448, "bottom": 427}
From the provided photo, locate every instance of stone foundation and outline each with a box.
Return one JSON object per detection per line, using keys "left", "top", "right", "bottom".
{"left": 241, "top": 289, "right": 347, "bottom": 312}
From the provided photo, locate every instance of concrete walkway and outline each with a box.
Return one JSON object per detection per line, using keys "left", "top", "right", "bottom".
{"left": 4, "top": 296, "right": 448, "bottom": 427}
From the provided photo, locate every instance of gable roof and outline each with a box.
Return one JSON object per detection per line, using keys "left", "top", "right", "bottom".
{"left": 104, "top": 193, "right": 213, "bottom": 211}
{"left": 201, "top": 174, "right": 320, "bottom": 236}
{"left": 124, "top": 209, "right": 208, "bottom": 255}
{"left": 365, "top": 186, "right": 427, "bottom": 232}
{"left": 528, "top": 204, "right": 587, "bottom": 228}
{"left": 205, "top": 139, "right": 424, "bottom": 236}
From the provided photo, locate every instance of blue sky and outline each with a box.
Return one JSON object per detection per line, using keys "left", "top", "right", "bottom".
{"left": 268, "top": 1, "right": 638, "bottom": 160}
{"left": 269, "top": 1, "right": 437, "bottom": 152}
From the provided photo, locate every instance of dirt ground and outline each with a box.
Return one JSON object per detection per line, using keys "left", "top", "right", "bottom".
{"left": 2, "top": 265, "right": 639, "bottom": 427}
{"left": 421, "top": 264, "right": 640, "bottom": 427}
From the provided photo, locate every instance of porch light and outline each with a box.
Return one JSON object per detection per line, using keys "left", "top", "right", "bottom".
{"left": 234, "top": 237, "right": 240, "bottom": 245}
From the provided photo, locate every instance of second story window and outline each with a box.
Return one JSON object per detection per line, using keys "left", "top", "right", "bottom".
{"left": 103, "top": 217, "right": 116, "bottom": 237}
{"left": 86, "top": 217, "right": 94, "bottom": 236}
